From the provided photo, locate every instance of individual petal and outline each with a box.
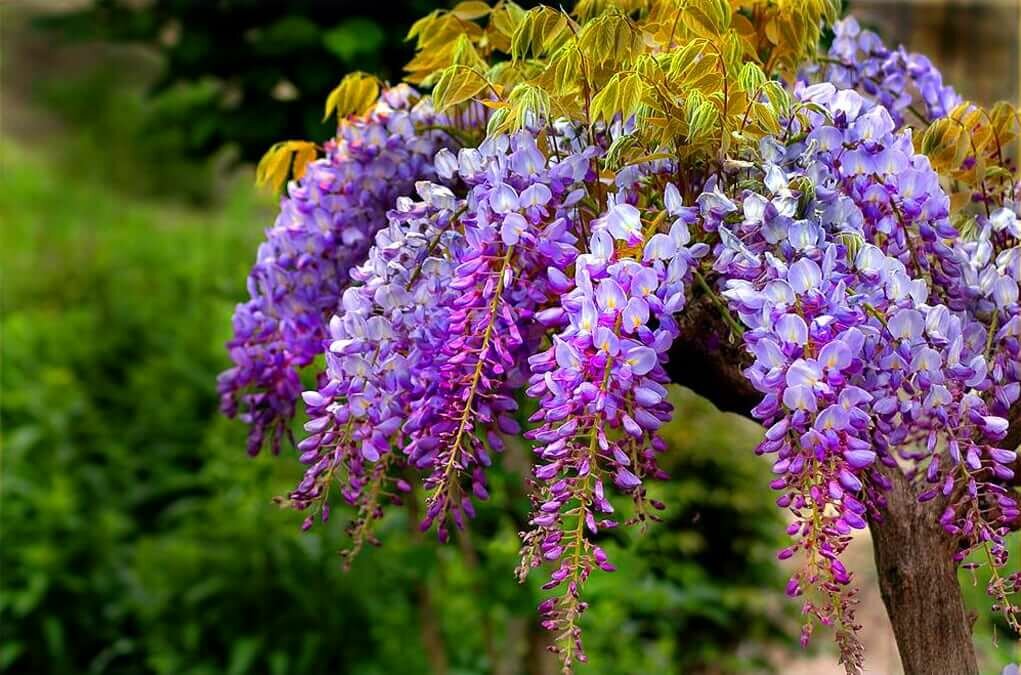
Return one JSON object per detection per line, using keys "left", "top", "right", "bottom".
{"left": 501, "top": 213, "right": 528, "bottom": 245}
{"left": 623, "top": 344, "right": 658, "bottom": 375}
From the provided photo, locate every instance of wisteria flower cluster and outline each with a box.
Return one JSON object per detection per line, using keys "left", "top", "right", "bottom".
{"left": 826, "top": 17, "right": 961, "bottom": 126}
{"left": 222, "top": 2, "right": 1021, "bottom": 672}
{"left": 219, "top": 85, "right": 480, "bottom": 455}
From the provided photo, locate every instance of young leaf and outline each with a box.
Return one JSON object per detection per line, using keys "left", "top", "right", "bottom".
{"left": 256, "top": 141, "right": 318, "bottom": 193}
{"left": 590, "top": 71, "right": 647, "bottom": 123}
{"left": 496, "top": 82, "right": 552, "bottom": 133}
{"left": 684, "top": 0, "right": 731, "bottom": 38}
{"left": 537, "top": 44, "right": 584, "bottom": 97}
{"left": 432, "top": 65, "right": 492, "bottom": 112}
{"left": 490, "top": 1, "right": 527, "bottom": 40}
{"left": 511, "top": 6, "right": 571, "bottom": 61}
{"left": 738, "top": 62, "right": 767, "bottom": 93}
{"left": 323, "top": 72, "right": 380, "bottom": 123}
{"left": 578, "top": 11, "right": 643, "bottom": 70}
{"left": 451, "top": 1, "right": 492, "bottom": 20}
{"left": 451, "top": 33, "right": 489, "bottom": 72}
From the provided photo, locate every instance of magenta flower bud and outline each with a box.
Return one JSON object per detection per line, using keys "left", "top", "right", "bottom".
{"left": 622, "top": 414, "right": 643, "bottom": 439}
{"left": 843, "top": 510, "right": 867, "bottom": 530}
{"left": 613, "top": 468, "right": 642, "bottom": 490}
{"left": 543, "top": 546, "right": 564, "bottom": 561}
{"left": 843, "top": 449, "right": 876, "bottom": 469}
{"left": 536, "top": 307, "right": 566, "bottom": 326}
{"left": 765, "top": 418, "right": 790, "bottom": 441}
{"left": 838, "top": 469, "right": 862, "bottom": 492}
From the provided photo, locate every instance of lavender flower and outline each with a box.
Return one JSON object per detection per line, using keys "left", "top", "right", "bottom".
{"left": 219, "top": 86, "right": 462, "bottom": 455}
{"left": 826, "top": 17, "right": 961, "bottom": 126}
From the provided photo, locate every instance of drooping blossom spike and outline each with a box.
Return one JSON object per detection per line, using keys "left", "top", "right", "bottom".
{"left": 219, "top": 86, "right": 470, "bottom": 455}
{"left": 283, "top": 180, "right": 466, "bottom": 550}
{"left": 519, "top": 178, "right": 707, "bottom": 665}
{"left": 406, "top": 131, "right": 598, "bottom": 540}
{"left": 826, "top": 17, "right": 961, "bottom": 126}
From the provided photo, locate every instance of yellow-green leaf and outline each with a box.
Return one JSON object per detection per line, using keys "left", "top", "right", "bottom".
{"left": 496, "top": 82, "right": 552, "bottom": 133}
{"left": 578, "top": 11, "right": 642, "bottom": 69}
{"left": 451, "top": 33, "right": 489, "bottom": 72}
{"left": 511, "top": 6, "right": 571, "bottom": 61}
{"left": 490, "top": 1, "right": 526, "bottom": 40}
{"left": 323, "top": 72, "right": 380, "bottom": 122}
{"left": 256, "top": 141, "right": 318, "bottom": 193}
{"left": 432, "top": 65, "right": 492, "bottom": 112}
{"left": 684, "top": 0, "right": 731, "bottom": 37}
{"left": 451, "top": 0, "right": 491, "bottom": 20}
{"left": 737, "top": 62, "right": 766, "bottom": 93}
{"left": 590, "top": 71, "right": 646, "bottom": 122}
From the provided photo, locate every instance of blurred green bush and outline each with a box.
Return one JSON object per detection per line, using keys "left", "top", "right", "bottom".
{"left": 0, "top": 139, "right": 793, "bottom": 672}
{"left": 3, "top": 4, "right": 799, "bottom": 671}
{"left": 37, "top": 1, "right": 547, "bottom": 165}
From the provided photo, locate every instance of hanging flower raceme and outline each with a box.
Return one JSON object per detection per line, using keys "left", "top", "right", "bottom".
{"left": 825, "top": 17, "right": 961, "bottom": 126}
{"left": 281, "top": 180, "right": 464, "bottom": 561}
{"left": 713, "top": 83, "right": 1020, "bottom": 659}
{"left": 958, "top": 208, "right": 1021, "bottom": 421}
{"left": 219, "top": 86, "right": 461, "bottom": 455}
{"left": 397, "top": 132, "right": 599, "bottom": 540}
{"left": 220, "top": 3, "right": 1021, "bottom": 673}
{"left": 519, "top": 187, "right": 708, "bottom": 662}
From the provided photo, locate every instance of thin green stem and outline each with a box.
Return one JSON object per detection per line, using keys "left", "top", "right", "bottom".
{"left": 693, "top": 269, "right": 745, "bottom": 339}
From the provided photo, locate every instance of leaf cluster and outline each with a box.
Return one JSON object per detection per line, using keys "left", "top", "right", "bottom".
{"left": 407, "top": 0, "right": 839, "bottom": 164}
{"left": 921, "top": 101, "right": 1021, "bottom": 215}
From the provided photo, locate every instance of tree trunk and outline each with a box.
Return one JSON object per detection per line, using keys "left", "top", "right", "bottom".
{"left": 868, "top": 469, "right": 978, "bottom": 675}
{"left": 407, "top": 493, "right": 450, "bottom": 675}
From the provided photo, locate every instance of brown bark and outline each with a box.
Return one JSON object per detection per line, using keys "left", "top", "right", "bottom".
{"left": 417, "top": 583, "right": 450, "bottom": 675}
{"left": 665, "top": 297, "right": 984, "bottom": 675}
{"left": 407, "top": 494, "right": 449, "bottom": 675}
{"left": 869, "top": 467, "right": 978, "bottom": 675}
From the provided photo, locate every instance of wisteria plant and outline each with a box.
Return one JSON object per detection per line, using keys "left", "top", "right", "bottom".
{"left": 219, "top": 2, "right": 1021, "bottom": 673}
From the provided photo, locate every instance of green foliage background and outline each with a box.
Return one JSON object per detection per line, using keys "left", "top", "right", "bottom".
{"left": 37, "top": 0, "right": 550, "bottom": 166}
{"left": 0, "top": 134, "right": 790, "bottom": 672}
{"left": 8, "top": 2, "right": 1021, "bottom": 674}
{"left": 0, "top": 4, "right": 814, "bottom": 674}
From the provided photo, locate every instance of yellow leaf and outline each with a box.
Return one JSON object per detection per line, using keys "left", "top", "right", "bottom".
{"left": 490, "top": 1, "right": 526, "bottom": 39}
{"left": 737, "top": 62, "right": 766, "bottom": 93}
{"left": 495, "top": 82, "right": 552, "bottom": 134}
{"left": 323, "top": 72, "right": 380, "bottom": 122}
{"left": 684, "top": 0, "right": 731, "bottom": 37}
{"left": 578, "top": 12, "right": 643, "bottom": 69}
{"left": 407, "top": 10, "right": 443, "bottom": 45}
{"left": 511, "top": 6, "right": 571, "bottom": 61}
{"left": 590, "top": 71, "right": 646, "bottom": 122}
{"left": 452, "top": 1, "right": 492, "bottom": 20}
{"left": 432, "top": 65, "right": 492, "bottom": 112}
{"left": 256, "top": 141, "right": 318, "bottom": 193}
{"left": 451, "top": 33, "right": 489, "bottom": 72}
{"left": 536, "top": 43, "right": 583, "bottom": 97}
{"left": 291, "top": 143, "right": 317, "bottom": 181}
